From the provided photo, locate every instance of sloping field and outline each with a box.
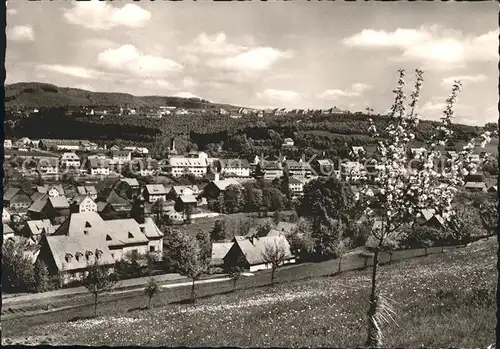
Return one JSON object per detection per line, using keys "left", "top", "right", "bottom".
{"left": 3, "top": 237, "right": 496, "bottom": 347}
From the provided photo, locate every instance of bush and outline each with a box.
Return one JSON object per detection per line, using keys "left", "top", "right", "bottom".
{"left": 2, "top": 242, "right": 36, "bottom": 293}
{"left": 399, "top": 226, "right": 444, "bottom": 249}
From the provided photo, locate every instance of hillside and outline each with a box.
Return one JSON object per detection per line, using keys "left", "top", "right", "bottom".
{"left": 5, "top": 82, "right": 240, "bottom": 110}
{"left": 2, "top": 237, "right": 496, "bottom": 347}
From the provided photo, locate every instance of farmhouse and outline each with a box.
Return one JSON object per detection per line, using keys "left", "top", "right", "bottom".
{"left": 203, "top": 179, "right": 242, "bottom": 199}
{"left": 36, "top": 184, "right": 65, "bottom": 197}
{"left": 87, "top": 158, "right": 111, "bottom": 176}
{"left": 38, "top": 158, "right": 59, "bottom": 174}
{"left": 283, "top": 160, "right": 313, "bottom": 178}
{"left": 4, "top": 187, "right": 32, "bottom": 212}
{"left": 224, "top": 235, "right": 295, "bottom": 272}
{"left": 112, "top": 150, "right": 132, "bottom": 164}
{"left": 98, "top": 190, "right": 132, "bottom": 212}
{"left": 60, "top": 152, "right": 81, "bottom": 168}
{"left": 20, "top": 219, "right": 59, "bottom": 242}
{"left": 169, "top": 185, "right": 201, "bottom": 199}
{"left": 144, "top": 184, "right": 168, "bottom": 203}
{"left": 211, "top": 242, "right": 234, "bottom": 267}
{"left": 70, "top": 195, "right": 98, "bottom": 213}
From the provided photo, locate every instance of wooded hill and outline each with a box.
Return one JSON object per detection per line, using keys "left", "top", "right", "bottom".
{"left": 5, "top": 82, "right": 239, "bottom": 110}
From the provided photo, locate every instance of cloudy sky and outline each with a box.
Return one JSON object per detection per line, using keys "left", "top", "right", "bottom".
{"left": 6, "top": 0, "right": 497, "bottom": 125}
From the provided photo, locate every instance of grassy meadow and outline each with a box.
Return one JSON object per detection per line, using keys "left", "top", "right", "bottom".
{"left": 2, "top": 237, "right": 496, "bottom": 347}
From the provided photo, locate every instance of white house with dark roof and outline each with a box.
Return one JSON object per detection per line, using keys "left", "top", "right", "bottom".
{"left": 36, "top": 184, "right": 65, "bottom": 197}
{"left": 169, "top": 185, "right": 201, "bottom": 198}
{"left": 60, "top": 152, "right": 81, "bottom": 168}
{"left": 144, "top": 184, "right": 168, "bottom": 203}
{"left": 168, "top": 156, "right": 208, "bottom": 177}
{"left": 71, "top": 195, "right": 98, "bottom": 213}
{"left": 38, "top": 158, "right": 59, "bottom": 174}
{"left": 112, "top": 150, "right": 132, "bottom": 164}
{"left": 87, "top": 158, "right": 111, "bottom": 176}
{"left": 219, "top": 159, "right": 251, "bottom": 178}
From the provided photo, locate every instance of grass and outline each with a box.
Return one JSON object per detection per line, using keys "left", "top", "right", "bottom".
{"left": 2, "top": 237, "right": 496, "bottom": 347}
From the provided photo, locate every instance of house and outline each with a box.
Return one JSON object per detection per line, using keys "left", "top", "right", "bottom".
{"left": 70, "top": 195, "right": 98, "bottom": 213}
{"left": 20, "top": 219, "right": 59, "bottom": 241}
{"left": 410, "top": 147, "right": 427, "bottom": 159}
{"left": 60, "top": 152, "right": 81, "bottom": 168}
{"left": 133, "top": 158, "right": 159, "bottom": 177}
{"left": 4, "top": 139, "right": 12, "bottom": 149}
{"left": 3, "top": 207, "right": 11, "bottom": 223}
{"left": 28, "top": 195, "right": 70, "bottom": 220}
{"left": 219, "top": 159, "right": 251, "bottom": 178}
{"left": 113, "top": 178, "right": 141, "bottom": 199}
{"left": 288, "top": 177, "right": 306, "bottom": 198}
{"left": 257, "top": 160, "right": 284, "bottom": 180}
{"left": 98, "top": 190, "right": 132, "bottom": 212}
{"left": 283, "top": 160, "right": 313, "bottom": 178}
{"left": 36, "top": 184, "right": 65, "bottom": 197}
{"left": 76, "top": 186, "right": 98, "bottom": 200}
{"left": 39, "top": 139, "right": 83, "bottom": 151}
{"left": 4, "top": 188, "right": 32, "bottom": 212}
{"left": 112, "top": 150, "right": 132, "bottom": 164}
{"left": 330, "top": 106, "right": 344, "bottom": 114}
{"left": 175, "top": 195, "right": 199, "bottom": 215}
{"left": 110, "top": 145, "right": 120, "bottom": 152}
{"left": 87, "top": 158, "right": 111, "bottom": 176}
{"left": 37, "top": 233, "right": 115, "bottom": 285}
{"left": 487, "top": 185, "right": 497, "bottom": 193}
{"left": 282, "top": 138, "right": 295, "bottom": 147}
{"left": 211, "top": 242, "right": 234, "bottom": 267}
{"left": 169, "top": 185, "right": 201, "bottom": 199}
{"left": 3, "top": 224, "right": 15, "bottom": 240}
{"left": 203, "top": 179, "right": 242, "bottom": 199}
{"left": 465, "top": 182, "right": 487, "bottom": 192}
{"left": 144, "top": 184, "right": 168, "bottom": 203}
{"left": 38, "top": 158, "right": 59, "bottom": 175}
{"left": 223, "top": 235, "right": 295, "bottom": 272}
{"left": 87, "top": 153, "right": 108, "bottom": 160}
{"left": 167, "top": 156, "right": 208, "bottom": 177}
{"left": 80, "top": 141, "right": 98, "bottom": 152}
{"left": 313, "top": 159, "right": 335, "bottom": 177}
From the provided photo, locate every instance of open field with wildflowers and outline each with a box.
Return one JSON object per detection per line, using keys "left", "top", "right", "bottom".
{"left": 3, "top": 237, "right": 496, "bottom": 347}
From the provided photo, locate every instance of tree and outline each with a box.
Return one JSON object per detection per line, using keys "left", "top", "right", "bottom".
{"left": 261, "top": 242, "right": 288, "bottom": 286}
{"left": 211, "top": 219, "right": 226, "bottom": 242}
{"left": 1, "top": 241, "right": 36, "bottom": 293}
{"left": 226, "top": 256, "right": 245, "bottom": 292}
{"left": 224, "top": 185, "right": 245, "bottom": 213}
{"left": 353, "top": 69, "right": 494, "bottom": 347}
{"left": 34, "top": 259, "right": 51, "bottom": 293}
{"left": 273, "top": 210, "right": 283, "bottom": 225}
{"left": 84, "top": 259, "right": 117, "bottom": 317}
{"left": 287, "top": 219, "right": 314, "bottom": 261}
{"left": 152, "top": 198, "right": 164, "bottom": 225}
{"left": 144, "top": 277, "right": 159, "bottom": 309}
{"left": 177, "top": 234, "right": 210, "bottom": 303}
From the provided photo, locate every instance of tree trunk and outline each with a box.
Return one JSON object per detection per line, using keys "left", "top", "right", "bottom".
{"left": 94, "top": 293, "right": 98, "bottom": 318}
{"left": 190, "top": 278, "right": 196, "bottom": 303}
{"left": 366, "top": 249, "right": 381, "bottom": 348}
{"left": 233, "top": 278, "right": 237, "bottom": 292}
{"left": 271, "top": 267, "right": 275, "bottom": 286}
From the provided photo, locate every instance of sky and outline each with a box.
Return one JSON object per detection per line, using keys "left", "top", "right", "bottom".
{"left": 5, "top": 0, "right": 498, "bottom": 126}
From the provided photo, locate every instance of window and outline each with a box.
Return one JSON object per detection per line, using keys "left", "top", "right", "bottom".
{"left": 140, "top": 227, "right": 145, "bottom": 233}
{"left": 150, "top": 246, "right": 155, "bottom": 252}
{"left": 84, "top": 230, "right": 89, "bottom": 235}
{"left": 128, "top": 232, "right": 134, "bottom": 239}
{"left": 85, "top": 222, "right": 91, "bottom": 228}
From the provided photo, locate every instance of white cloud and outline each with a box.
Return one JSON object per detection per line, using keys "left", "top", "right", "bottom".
{"left": 7, "top": 8, "right": 18, "bottom": 15}
{"left": 343, "top": 26, "right": 498, "bottom": 68}
{"left": 36, "top": 64, "right": 103, "bottom": 79}
{"left": 182, "top": 77, "right": 198, "bottom": 89}
{"left": 98, "top": 45, "right": 183, "bottom": 77}
{"left": 64, "top": 2, "right": 151, "bottom": 30}
{"left": 441, "top": 74, "right": 487, "bottom": 86}
{"left": 183, "top": 32, "right": 292, "bottom": 74}
{"left": 318, "top": 83, "right": 371, "bottom": 100}
{"left": 77, "top": 38, "right": 120, "bottom": 50}
{"left": 210, "top": 47, "right": 293, "bottom": 72}
{"left": 185, "top": 32, "right": 246, "bottom": 56}
{"left": 257, "top": 89, "right": 299, "bottom": 102}
{"left": 7, "top": 25, "right": 34, "bottom": 41}
{"left": 175, "top": 92, "right": 201, "bottom": 99}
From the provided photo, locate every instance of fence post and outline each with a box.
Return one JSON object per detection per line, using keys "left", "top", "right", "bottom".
{"left": 389, "top": 252, "right": 392, "bottom": 263}
{"left": 424, "top": 247, "right": 428, "bottom": 256}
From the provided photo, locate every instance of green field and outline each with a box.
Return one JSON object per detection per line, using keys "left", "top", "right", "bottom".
{"left": 3, "top": 237, "right": 496, "bottom": 347}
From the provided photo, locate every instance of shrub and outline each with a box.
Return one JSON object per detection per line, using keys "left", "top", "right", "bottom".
{"left": 399, "top": 226, "right": 444, "bottom": 249}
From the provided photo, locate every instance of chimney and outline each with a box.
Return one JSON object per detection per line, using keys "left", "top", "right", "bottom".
{"left": 214, "top": 173, "right": 220, "bottom": 181}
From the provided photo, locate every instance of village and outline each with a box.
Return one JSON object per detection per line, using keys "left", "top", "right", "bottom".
{"left": 3, "top": 133, "right": 497, "bottom": 290}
